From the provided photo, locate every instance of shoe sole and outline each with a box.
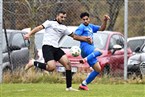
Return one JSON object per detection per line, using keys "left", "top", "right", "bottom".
{"left": 78, "top": 87, "right": 89, "bottom": 91}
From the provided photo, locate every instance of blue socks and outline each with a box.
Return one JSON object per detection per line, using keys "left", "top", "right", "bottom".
{"left": 81, "top": 51, "right": 101, "bottom": 86}
{"left": 82, "top": 70, "right": 99, "bottom": 85}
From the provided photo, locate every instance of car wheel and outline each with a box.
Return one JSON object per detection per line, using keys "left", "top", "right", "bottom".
{"left": 127, "top": 71, "right": 142, "bottom": 79}
{"left": 102, "top": 65, "right": 110, "bottom": 77}
{"left": 3, "top": 66, "right": 12, "bottom": 73}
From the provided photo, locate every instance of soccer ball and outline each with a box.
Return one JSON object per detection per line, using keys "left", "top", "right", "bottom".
{"left": 70, "top": 46, "right": 81, "bottom": 57}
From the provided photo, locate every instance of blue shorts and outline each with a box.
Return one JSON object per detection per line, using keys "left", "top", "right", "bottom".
{"left": 81, "top": 45, "right": 99, "bottom": 67}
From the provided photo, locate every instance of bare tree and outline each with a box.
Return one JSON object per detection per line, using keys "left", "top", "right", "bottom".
{"left": 106, "top": 0, "right": 124, "bottom": 30}
{"left": 20, "top": 0, "right": 46, "bottom": 59}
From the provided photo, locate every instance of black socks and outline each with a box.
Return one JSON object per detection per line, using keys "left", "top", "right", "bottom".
{"left": 34, "top": 61, "right": 72, "bottom": 88}
{"left": 34, "top": 61, "right": 46, "bottom": 70}
{"left": 66, "top": 70, "right": 72, "bottom": 88}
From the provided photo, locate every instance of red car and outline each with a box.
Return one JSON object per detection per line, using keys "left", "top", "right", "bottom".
{"left": 57, "top": 30, "right": 132, "bottom": 76}
{"left": 95, "top": 31, "right": 132, "bottom": 76}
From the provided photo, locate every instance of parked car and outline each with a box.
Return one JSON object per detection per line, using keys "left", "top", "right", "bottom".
{"left": 34, "top": 28, "right": 133, "bottom": 76}
{"left": 127, "top": 36, "right": 145, "bottom": 52}
{"left": 2, "top": 29, "right": 37, "bottom": 71}
{"left": 93, "top": 31, "right": 132, "bottom": 76}
{"left": 127, "top": 42, "right": 145, "bottom": 78}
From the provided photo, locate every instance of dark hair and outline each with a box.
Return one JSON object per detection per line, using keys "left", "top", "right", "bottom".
{"left": 80, "top": 12, "right": 89, "bottom": 18}
{"left": 57, "top": 11, "right": 66, "bottom": 15}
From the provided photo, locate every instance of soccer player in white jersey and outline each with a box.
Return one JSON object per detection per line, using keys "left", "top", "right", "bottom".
{"left": 24, "top": 11, "right": 92, "bottom": 91}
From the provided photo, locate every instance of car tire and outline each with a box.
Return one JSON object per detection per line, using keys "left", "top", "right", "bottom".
{"left": 3, "top": 66, "right": 12, "bottom": 73}
{"left": 127, "top": 71, "right": 142, "bottom": 79}
{"left": 102, "top": 65, "right": 110, "bottom": 77}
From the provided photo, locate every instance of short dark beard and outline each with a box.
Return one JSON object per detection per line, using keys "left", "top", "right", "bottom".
{"left": 83, "top": 23, "right": 88, "bottom": 26}
{"left": 57, "top": 20, "right": 62, "bottom": 24}
{"left": 54, "top": 19, "right": 62, "bottom": 24}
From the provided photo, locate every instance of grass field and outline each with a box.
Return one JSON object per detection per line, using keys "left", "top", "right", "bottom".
{"left": 1, "top": 83, "right": 145, "bottom": 97}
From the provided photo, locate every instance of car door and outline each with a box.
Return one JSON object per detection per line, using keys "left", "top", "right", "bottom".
{"left": 2, "top": 32, "right": 11, "bottom": 70}
{"left": 108, "top": 34, "right": 125, "bottom": 75}
{"left": 9, "top": 32, "right": 29, "bottom": 69}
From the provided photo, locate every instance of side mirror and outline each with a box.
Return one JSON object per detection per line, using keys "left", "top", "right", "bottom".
{"left": 112, "top": 44, "right": 122, "bottom": 55}
{"left": 134, "top": 46, "right": 140, "bottom": 52}
{"left": 113, "top": 45, "right": 122, "bottom": 50}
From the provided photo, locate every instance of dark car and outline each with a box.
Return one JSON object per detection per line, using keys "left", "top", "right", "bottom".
{"left": 2, "top": 29, "right": 37, "bottom": 71}
{"left": 127, "top": 42, "right": 145, "bottom": 78}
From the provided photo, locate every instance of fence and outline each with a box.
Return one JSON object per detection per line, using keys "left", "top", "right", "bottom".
{"left": 1, "top": 0, "right": 145, "bottom": 82}
{"left": 3, "top": 0, "right": 145, "bottom": 36}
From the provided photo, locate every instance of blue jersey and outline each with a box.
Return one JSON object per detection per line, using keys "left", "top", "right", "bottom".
{"left": 75, "top": 23, "right": 100, "bottom": 58}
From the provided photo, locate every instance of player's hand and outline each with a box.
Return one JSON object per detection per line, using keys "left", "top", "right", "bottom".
{"left": 104, "top": 15, "right": 110, "bottom": 21}
{"left": 86, "top": 37, "right": 93, "bottom": 44}
{"left": 24, "top": 33, "right": 30, "bottom": 40}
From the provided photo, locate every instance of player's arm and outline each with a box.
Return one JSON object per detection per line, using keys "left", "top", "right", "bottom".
{"left": 24, "top": 25, "right": 44, "bottom": 40}
{"left": 69, "top": 33, "right": 92, "bottom": 44}
{"left": 99, "top": 15, "right": 110, "bottom": 31}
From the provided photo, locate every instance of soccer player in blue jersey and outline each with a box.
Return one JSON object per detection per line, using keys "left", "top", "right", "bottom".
{"left": 75, "top": 12, "right": 110, "bottom": 90}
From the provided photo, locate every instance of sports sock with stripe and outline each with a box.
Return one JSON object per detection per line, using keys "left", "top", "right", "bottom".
{"left": 82, "top": 70, "right": 99, "bottom": 85}
{"left": 34, "top": 61, "right": 46, "bottom": 70}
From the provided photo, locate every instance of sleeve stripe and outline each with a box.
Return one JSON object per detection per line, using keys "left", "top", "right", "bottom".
{"left": 42, "top": 25, "right": 45, "bottom": 29}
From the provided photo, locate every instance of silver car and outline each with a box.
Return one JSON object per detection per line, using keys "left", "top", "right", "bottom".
{"left": 2, "top": 29, "right": 37, "bottom": 71}
{"left": 127, "top": 42, "right": 145, "bottom": 78}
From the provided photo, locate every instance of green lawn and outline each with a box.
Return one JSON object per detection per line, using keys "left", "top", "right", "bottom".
{"left": 0, "top": 83, "right": 145, "bottom": 97}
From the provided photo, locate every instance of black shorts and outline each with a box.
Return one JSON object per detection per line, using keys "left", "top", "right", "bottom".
{"left": 42, "top": 45, "right": 65, "bottom": 63}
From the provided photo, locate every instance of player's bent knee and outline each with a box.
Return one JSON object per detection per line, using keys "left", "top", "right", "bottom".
{"left": 46, "top": 64, "right": 56, "bottom": 72}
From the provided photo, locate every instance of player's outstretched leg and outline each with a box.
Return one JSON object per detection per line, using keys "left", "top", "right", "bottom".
{"left": 65, "top": 70, "right": 79, "bottom": 91}
{"left": 25, "top": 59, "right": 47, "bottom": 71}
{"left": 25, "top": 59, "right": 35, "bottom": 71}
{"left": 79, "top": 70, "right": 99, "bottom": 91}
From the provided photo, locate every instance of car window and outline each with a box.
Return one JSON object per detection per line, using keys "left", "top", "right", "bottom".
{"left": 35, "top": 33, "right": 44, "bottom": 49}
{"left": 12, "top": 33, "right": 25, "bottom": 47}
{"left": 59, "top": 36, "right": 80, "bottom": 48}
{"left": 109, "top": 34, "right": 124, "bottom": 49}
{"left": 93, "top": 33, "right": 108, "bottom": 49}
{"left": 128, "top": 39, "right": 145, "bottom": 52}
{"left": 35, "top": 33, "right": 80, "bottom": 49}
{"left": 34, "top": 31, "right": 109, "bottom": 50}
{"left": 2, "top": 33, "right": 10, "bottom": 52}
{"left": 3, "top": 33, "right": 7, "bottom": 52}
{"left": 59, "top": 33, "right": 108, "bottom": 49}
{"left": 118, "top": 35, "right": 124, "bottom": 47}
{"left": 142, "top": 45, "right": 145, "bottom": 52}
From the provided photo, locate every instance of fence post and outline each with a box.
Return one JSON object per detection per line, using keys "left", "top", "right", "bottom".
{"left": 0, "top": 0, "right": 3, "bottom": 83}
{"left": 124, "top": 0, "right": 128, "bottom": 80}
